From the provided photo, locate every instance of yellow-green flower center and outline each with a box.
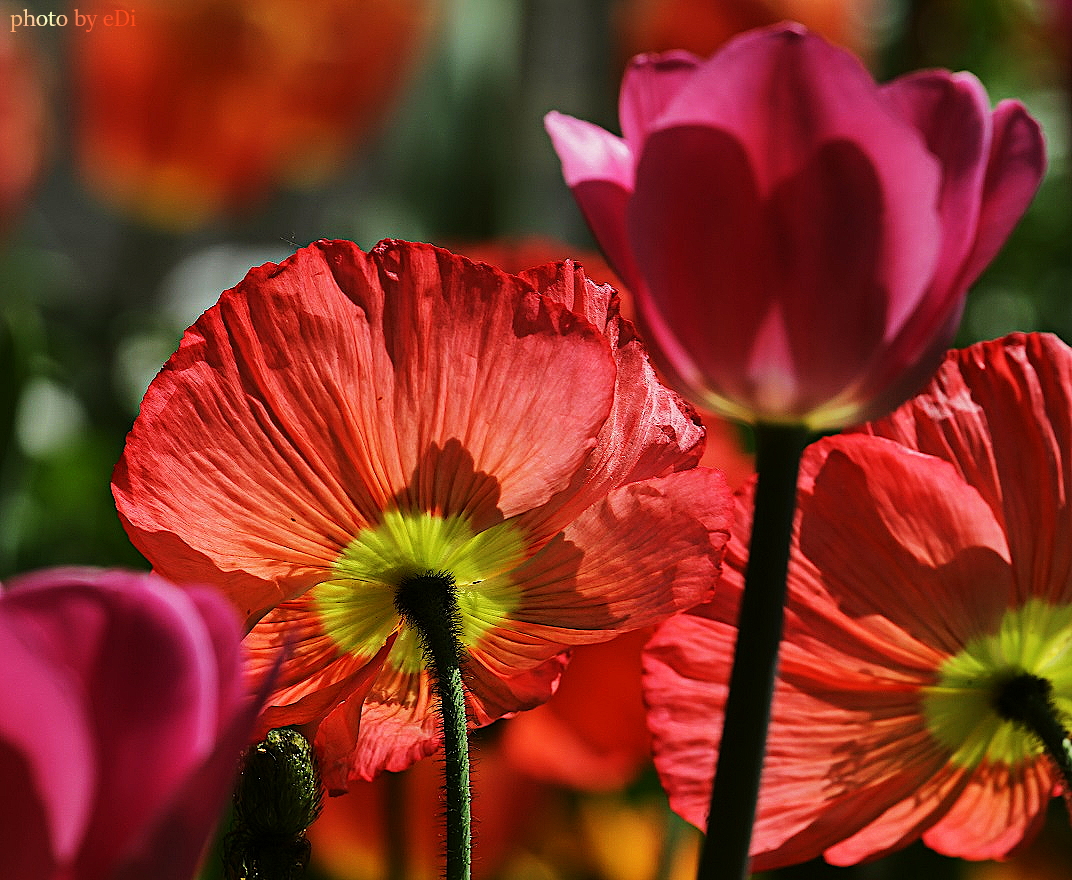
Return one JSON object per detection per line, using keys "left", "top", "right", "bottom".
{"left": 922, "top": 598, "right": 1072, "bottom": 768}
{"left": 314, "top": 510, "right": 526, "bottom": 674}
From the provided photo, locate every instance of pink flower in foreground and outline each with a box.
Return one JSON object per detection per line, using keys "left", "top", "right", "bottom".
{"left": 112, "top": 239, "right": 732, "bottom": 791}
{"left": 546, "top": 23, "right": 1045, "bottom": 429}
{"left": 0, "top": 567, "right": 260, "bottom": 880}
{"left": 644, "top": 333, "right": 1072, "bottom": 868}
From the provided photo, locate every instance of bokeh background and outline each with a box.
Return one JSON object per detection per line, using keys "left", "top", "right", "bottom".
{"left": 2, "top": 0, "right": 1070, "bottom": 878}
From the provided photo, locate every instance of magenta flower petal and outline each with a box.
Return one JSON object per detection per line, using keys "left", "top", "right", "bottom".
{"left": 547, "top": 22, "right": 1046, "bottom": 429}
{"left": 0, "top": 616, "right": 95, "bottom": 878}
{"left": 0, "top": 567, "right": 257, "bottom": 880}
{"left": 881, "top": 72, "right": 991, "bottom": 300}
{"left": 617, "top": 51, "right": 699, "bottom": 150}
{"left": 959, "top": 100, "right": 1048, "bottom": 290}
{"left": 544, "top": 111, "right": 639, "bottom": 289}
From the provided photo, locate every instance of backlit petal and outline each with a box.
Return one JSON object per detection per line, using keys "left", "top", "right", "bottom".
{"left": 861, "top": 333, "right": 1072, "bottom": 606}
{"left": 510, "top": 468, "right": 730, "bottom": 639}
{"left": 115, "top": 240, "right": 617, "bottom": 625}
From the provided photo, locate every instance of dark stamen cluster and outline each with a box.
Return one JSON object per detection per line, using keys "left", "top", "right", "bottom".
{"left": 992, "top": 671, "right": 1054, "bottom": 725}
{"left": 990, "top": 670, "right": 1072, "bottom": 799}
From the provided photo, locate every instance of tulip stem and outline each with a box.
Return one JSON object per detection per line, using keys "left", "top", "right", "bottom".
{"left": 697, "top": 423, "right": 810, "bottom": 880}
{"left": 395, "top": 570, "right": 472, "bottom": 880}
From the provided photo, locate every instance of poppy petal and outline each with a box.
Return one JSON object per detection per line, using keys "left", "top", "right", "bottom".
{"left": 115, "top": 240, "right": 618, "bottom": 625}
{"left": 510, "top": 468, "right": 730, "bottom": 639}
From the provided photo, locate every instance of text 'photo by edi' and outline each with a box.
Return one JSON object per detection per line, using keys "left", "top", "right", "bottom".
{"left": 3, "top": 3, "right": 1069, "bottom": 880}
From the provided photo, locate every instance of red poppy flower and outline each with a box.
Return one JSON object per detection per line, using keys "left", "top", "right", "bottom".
{"left": 0, "top": 567, "right": 260, "bottom": 880}
{"left": 644, "top": 333, "right": 1072, "bottom": 868}
{"left": 72, "top": 0, "right": 436, "bottom": 227}
{"left": 546, "top": 23, "right": 1045, "bottom": 430}
{"left": 113, "top": 239, "right": 732, "bottom": 791}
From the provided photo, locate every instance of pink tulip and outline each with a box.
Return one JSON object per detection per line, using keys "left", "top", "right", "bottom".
{"left": 546, "top": 22, "right": 1046, "bottom": 430}
{"left": 0, "top": 567, "right": 262, "bottom": 880}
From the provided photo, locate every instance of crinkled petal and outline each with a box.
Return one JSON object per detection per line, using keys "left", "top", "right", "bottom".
{"left": 345, "top": 665, "right": 441, "bottom": 780}
{"left": 341, "top": 643, "right": 567, "bottom": 786}
{"left": 508, "top": 468, "right": 730, "bottom": 640}
{"left": 245, "top": 596, "right": 389, "bottom": 733}
{"left": 797, "top": 435, "right": 1015, "bottom": 653}
{"left": 643, "top": 561, "right": 954, "bottom": 868}
{"left": 921, "top": 759, "right": 1054, "bottom": 860}
{"left": 861, "top": 333, "right": 1072, "bottom": 606}
{"left": 114, "top": 240, "right": 617, "bottom": 625}
{"left": 817, "top": 762, "right": 970, "bottom": 866}
{"left": 516, "top": 261, "right": 705, "bottom": 542}
{"left": 645, "top": 427, "right": 1040, "bottom": 869}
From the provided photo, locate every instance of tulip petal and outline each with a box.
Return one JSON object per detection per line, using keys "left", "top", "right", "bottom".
{"left": 544, "top": 112, "right": 640, "bottom": 289}
{"left": 1, "top": 571, "right": 227, "bottom": 877}
{"left": 0, "top": 615, "right": 94, "bottom": 875}
{"left": 882, "top": 71, "right": 990, "bottom": 303}
{"left": 110, "top": 632, "right": 277, "bottom": 880}
{"left": 654, "top": 25, "right": 942, "bottom": 333}
{"left": 618, "top": 51, "right": 699, "bottom": 150}
{"left": 627, "top": 124, "right": 767, "bottom": 419}
{"left": 958, "top": 100, "right": 1046, "bottom": 291}
{"left": 630, "top": 126, "right": 895, "bottom": 421}
{"left": 543, "top": 111, "right": 633, "bottom": 190}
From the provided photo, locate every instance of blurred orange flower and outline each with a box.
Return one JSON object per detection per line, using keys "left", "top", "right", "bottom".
{"left": 71, "top": 0, "right": 437, "bottom": 228}
{"left": 617, "top": 0, "right": 882, "bottom": 61}
{"left": 500, "top": 628, "right": 656, "bottom": 791}
{"left": 309, "top": 745, "right": 551, "bottom": 880}
{"left": 0, "top": 14, "right": 47, "bottom": 237}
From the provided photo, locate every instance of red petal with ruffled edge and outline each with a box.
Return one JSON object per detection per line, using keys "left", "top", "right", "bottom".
{"left": 117, "top": 240, "right": 734, "bottom": 787}
{"left": 860, "top": 333, "right": 1072, "bottom": 608}
{"left": 115, "top": 240, "right": 618, "bottom": 626}
{"left": 644, "top": 426, "right": 1038, "bottom": 868}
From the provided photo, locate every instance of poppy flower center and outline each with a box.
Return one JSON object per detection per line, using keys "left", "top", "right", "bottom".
{"left": 394, "top": 569, "right": 463, "bottom": 653}
{"left": 921, "top": 599, "right": 1072, "bottom": 769}
{"left": 314, "top": 510, "right": 526, "bottom": 674}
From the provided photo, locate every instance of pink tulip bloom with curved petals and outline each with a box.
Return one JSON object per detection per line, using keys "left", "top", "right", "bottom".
{"left": 546, "top": 23, "right": 1046, "bottom": 430}
{"left": 0, "top": 567, "right": 262, "bottom": 880}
